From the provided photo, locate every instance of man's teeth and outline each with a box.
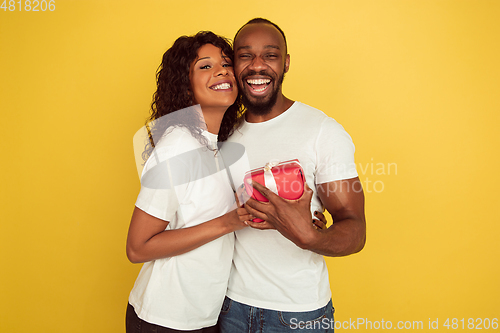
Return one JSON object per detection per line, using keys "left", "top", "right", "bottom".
{"left": 246, "top": 79, "right": 271, "bottom": 85}
{"left": 211, "top": 83, "right": 231, "bottom": 90}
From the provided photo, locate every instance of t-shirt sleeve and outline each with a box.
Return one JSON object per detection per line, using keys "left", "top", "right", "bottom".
{"left": 315, "top": 118, "right": 358, "bottom": 184}
{"left": 135, "top": 145, "right": 183, "bottom": 222}
{"left": 135, "top": 186, "right": 179, "bottom": 222}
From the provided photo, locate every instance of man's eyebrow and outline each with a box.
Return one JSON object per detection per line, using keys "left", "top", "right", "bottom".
{"left": 236, "top": 45, "right": 280, "bottom": 51}
{"left": 236, "top": 45, "right": 251, "bottom": 51}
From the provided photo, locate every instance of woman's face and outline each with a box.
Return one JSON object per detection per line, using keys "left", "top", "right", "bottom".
{"left": 189, "top": 44, "right": 238, "bottom": 110}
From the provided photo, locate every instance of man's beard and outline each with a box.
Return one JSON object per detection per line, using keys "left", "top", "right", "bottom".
{"left": 241, "top": 71, "right": 285, "bottom": 116}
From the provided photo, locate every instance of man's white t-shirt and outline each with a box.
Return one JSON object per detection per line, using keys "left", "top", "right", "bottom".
{"left": 226, "top": 101, "right": 358, "bottom": 312}
{"left": 128, "top": 127, "right": 235, "bottom": 330}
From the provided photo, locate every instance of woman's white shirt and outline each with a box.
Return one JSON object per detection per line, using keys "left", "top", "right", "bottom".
{"left": 129, "top": 127, "right": 235, "bottom": 330}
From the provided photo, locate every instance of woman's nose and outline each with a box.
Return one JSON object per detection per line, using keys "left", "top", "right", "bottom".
{"left": 215, "top": 65, "right": 229, "bottom": 76}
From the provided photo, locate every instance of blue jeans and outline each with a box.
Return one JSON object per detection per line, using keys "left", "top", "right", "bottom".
{"left": 218, "top": 297, "right": 334, "bottom": 333}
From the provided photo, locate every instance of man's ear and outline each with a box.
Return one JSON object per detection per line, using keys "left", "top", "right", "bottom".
{"left": 284, "top": 54, "right": 290, "bottom": 73}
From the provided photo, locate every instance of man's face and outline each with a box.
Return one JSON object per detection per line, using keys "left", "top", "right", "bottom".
{"left": 234, "top": 23, "right": 289, "bottom": 115}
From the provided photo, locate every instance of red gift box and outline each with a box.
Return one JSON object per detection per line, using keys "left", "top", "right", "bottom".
{"left": 243, "top": 159, "right": 305, "bottom": 222}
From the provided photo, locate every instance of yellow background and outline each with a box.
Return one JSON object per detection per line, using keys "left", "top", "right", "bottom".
{"left": 1, "top": 0, "right": 499, "bottom": 331}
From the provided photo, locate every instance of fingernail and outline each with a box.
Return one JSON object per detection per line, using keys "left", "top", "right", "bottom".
{"left": 246, "top": 178, "right": 252, "bottom": 184}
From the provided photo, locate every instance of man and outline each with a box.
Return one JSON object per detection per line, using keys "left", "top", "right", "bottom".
{"left": 218, "top": 18, "right": 366, "bottom": 332}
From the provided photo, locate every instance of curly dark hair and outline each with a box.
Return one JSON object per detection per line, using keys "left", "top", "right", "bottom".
{"left": 143, "top": 31, "right": 244, "bottom": 161}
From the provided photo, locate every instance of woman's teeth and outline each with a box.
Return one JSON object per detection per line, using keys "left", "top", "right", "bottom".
{"left": 211, "top": 83, "right": 231, "bottom": 90}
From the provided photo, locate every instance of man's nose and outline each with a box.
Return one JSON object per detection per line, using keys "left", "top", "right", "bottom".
{"left": 248, "top": 57, "right": 266, "bottom": 71}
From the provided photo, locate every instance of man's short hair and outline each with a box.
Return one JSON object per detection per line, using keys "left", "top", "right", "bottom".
{"left": 234, "top": 17, "right": 288, "bottom": 53}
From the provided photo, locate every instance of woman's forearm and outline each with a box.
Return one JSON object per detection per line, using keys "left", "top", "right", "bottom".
{"left": 126, "top": 207, "right": 243, "bottom": 263}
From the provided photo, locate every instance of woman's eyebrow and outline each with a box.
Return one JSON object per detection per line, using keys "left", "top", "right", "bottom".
{"left": 194, "top": 57, "right": 210, "bottom": 64}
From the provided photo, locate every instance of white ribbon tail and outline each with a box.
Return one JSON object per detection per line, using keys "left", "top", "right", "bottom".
{"left": 263, "top": 166, "right": 279, "bottom": 196}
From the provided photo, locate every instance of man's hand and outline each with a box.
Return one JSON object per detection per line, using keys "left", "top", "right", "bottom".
{"left": 243, "top": 180, "right": 318, "bottom": 248}
{"left": 243, "top": 177, "right": 366, "bottom": 257}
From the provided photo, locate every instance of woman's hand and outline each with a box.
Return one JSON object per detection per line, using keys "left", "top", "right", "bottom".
{"left": 223, "top": 208, "right": 249, "bottom": 233}
{"left": 235, "top": 183, "right": 276, "bottom": 230}
{"left": 313, "top": 211, "right": 328, "bottom": 230}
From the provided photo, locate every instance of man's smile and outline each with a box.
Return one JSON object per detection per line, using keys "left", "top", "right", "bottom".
{"left": 243, "top": 76, "right": 272, "bottom": 95}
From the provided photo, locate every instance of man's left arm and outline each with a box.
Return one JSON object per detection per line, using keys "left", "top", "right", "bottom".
{"left": 244, "top": 177, "right": 366, "bottom": 257}
{"left": 314, "top": 177, "right": 366, "bottom": 256}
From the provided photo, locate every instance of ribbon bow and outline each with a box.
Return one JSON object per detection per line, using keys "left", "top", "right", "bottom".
{"left": 263, "top": 160, "right": 280, "bottom": 196}
{"left": 263, "top": 161, "right": 280, "bottom": 172}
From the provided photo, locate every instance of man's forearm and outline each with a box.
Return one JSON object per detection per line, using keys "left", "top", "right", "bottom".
{"left": 308, "top": 178, "right": 366, "bottom": 256}
{"left": 302, "top": 217, "right": 366, "bottom": 257}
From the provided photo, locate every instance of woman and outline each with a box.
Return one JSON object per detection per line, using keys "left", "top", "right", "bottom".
{"left": 126, "top": 31, "right": 247, "bottom": 333}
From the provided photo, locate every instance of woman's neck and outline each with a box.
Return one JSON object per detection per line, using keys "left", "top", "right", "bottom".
{"left": 199, "top": 106, "right": 226, "bottom": 134}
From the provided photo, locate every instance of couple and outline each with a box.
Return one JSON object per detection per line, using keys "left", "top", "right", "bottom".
{"left": 126, "top": 18, "right": 366, "bottom": 333}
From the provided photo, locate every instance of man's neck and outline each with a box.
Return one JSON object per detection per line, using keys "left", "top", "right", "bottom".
{"left": 245, "top": 94, "right": 295, "bottom": 123}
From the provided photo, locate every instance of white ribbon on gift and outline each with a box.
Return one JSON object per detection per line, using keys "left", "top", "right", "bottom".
{"left": 263, "top": 161, "right": 280, "bottom": 196}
